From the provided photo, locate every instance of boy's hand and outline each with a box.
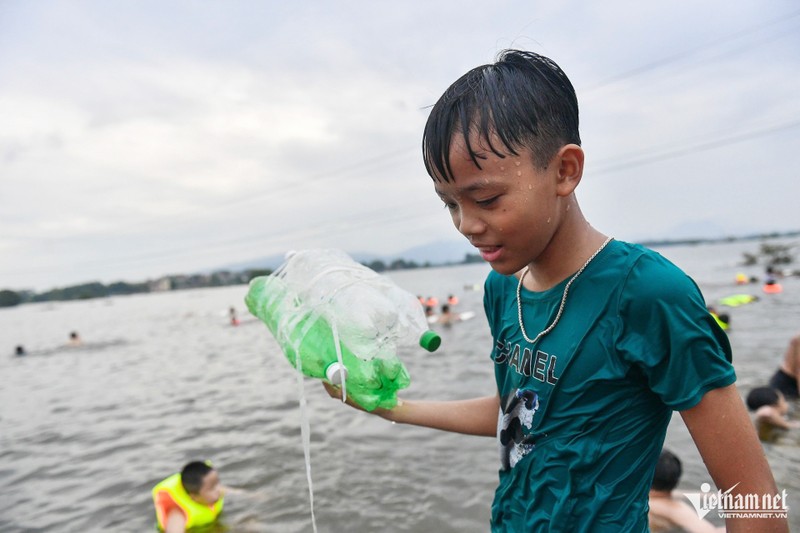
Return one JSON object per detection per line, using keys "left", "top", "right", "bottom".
{"left": 321, "top": 382, "right": 397, "bottom": 419}
{"left": 322, "top": 382, "right": 366, "bottom": 411}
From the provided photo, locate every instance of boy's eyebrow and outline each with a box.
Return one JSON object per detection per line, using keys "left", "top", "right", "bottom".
{"left": 435, "top": 181, "right": 497, "bottom": 197}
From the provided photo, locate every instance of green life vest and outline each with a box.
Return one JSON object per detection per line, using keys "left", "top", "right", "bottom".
{"left": 152, "top": 473, "right": 224, "bottom": 530}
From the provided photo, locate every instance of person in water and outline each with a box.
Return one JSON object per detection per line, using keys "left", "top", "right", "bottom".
{"left": 68, "top": 331, "right": 81, "bottom": 346}
{"left": 324, "top": 49, "right": 785, "bottom": 531}
{"left": 229, "top": 306, "right": 240, "bottom": 327}
{"left": 438, "top": 304, "right": 456, "bottom": 326}
{"left": 707, "top": 305, "right": 730, "bottom": 331}
{"left": 15, "top": 345, "right": 26, "bottom": 356}
{"left": 152, "top": 461, "right": 224, "bottom": 533}
{"left": 768, "top": 333, "right": 800, "bottom": 400}
{"left": 648, "top": 449, "right": 724, "bottom": 533}
{"left": 746, "top": 386, "right": 799, "bottom": 431}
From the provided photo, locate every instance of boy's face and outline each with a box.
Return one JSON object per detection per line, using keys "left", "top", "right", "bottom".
{"left": 191, "top": 469, "right": 222, "bottom": 506}
{"left": 433, "top": 133, "right": 566, "bottom": 276}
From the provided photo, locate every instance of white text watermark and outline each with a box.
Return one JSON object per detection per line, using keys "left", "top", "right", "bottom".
{"left": 684, "top": 482, "right": 789, "bottom": 519}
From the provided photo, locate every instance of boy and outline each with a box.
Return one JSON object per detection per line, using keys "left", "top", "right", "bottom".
{"left": 648, "top": 449, "right": 724, "bottom": 533}
{"left": 152, "top": 461, "right": 224, "bottom": 533}
{"left": 438, "top": 304, "right": 455, "bottom": 325}
{"left": 326, "top": 50, "right": 784, "bottom": 531}
{"left": 746, "top": 386, "right": 799, "bottom": 431}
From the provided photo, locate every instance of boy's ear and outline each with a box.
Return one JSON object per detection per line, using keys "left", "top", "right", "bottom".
{"left": 555, "top": 144, "right": 584, "bottom": 196}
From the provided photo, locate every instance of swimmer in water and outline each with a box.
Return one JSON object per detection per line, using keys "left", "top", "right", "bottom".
{"left": 153, "top": 461, "right": 224, "bottom": 533}
{"left": 746, "top": 386, "right": 799, "bottom": 431}
{"left": 68, "top": 331, "right": 81, "bottom": 346}
{"left": 648, "top": 449, "right": 725, "bottom": 532}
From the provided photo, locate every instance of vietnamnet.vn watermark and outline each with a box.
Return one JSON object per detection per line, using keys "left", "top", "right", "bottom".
{"left": 684, "top": 482, "right": 789, "bottom": 519}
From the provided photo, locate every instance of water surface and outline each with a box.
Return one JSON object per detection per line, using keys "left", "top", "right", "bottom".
{"left": 1, "top": 238, "right": 797, "bottom": 531}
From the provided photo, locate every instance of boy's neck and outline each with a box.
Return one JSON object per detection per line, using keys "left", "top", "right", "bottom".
{"left": 524, "top": 218, "right": 607, "bottom": 291}
{"left": 649, "top": 489, "right": 673, "bottom": 500}
{"left": 189, "top": 493, "right": 210, "bottom": 506}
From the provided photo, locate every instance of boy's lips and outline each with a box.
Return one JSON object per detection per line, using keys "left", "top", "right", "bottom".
{"left": 476, "top": 245, "right": 502, "bottom": 262}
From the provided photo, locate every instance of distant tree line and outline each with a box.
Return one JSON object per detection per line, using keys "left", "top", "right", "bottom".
{"left": 3, "top": 230, "right": 795, "bottom": 308}
{"left": 0, "top": 268, "right": 272, "bottom": 308}
{"left": 0, "top": 254, "right": 489, "bottom": 308}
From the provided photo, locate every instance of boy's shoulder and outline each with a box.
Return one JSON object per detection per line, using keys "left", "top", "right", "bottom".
{"left": 755, "top": 404, "right": 783, "bottom": 423}
{"left": 608, "top": 241, "right": 699, "bottom": 301}
{"left": 612, "top": 240, "right": 686, "bottom": 275}
{"left": 648, "top": 496, "right": 699, "bottom": 530}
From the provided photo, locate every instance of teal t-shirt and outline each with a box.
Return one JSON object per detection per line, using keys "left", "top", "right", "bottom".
{"left": 484, "top": 240, "right": 735, "bottom": 532}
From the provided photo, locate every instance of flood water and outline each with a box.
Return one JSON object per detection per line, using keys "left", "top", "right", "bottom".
{"left": 1, "top": 238, "right": 798, "bottom": 532}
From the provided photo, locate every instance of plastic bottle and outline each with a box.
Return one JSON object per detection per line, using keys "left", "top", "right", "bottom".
{"left": 245, "top": 249, "right": 441, "bottom": 411}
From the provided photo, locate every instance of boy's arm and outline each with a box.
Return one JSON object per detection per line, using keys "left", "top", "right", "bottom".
{"left": 381, "top": 394, "right": 499, "bottom": 436}
{"left": 164, "top": 509, "right": 187, "bottom": 533}
{"left": 680, "top": 384, "right": 788, "bottom": 533}
{"left": 757, "top": 406, "right": 800, "bottom": 430}
{"left": 324, "top": 383, "right": 498, "bottom": 436}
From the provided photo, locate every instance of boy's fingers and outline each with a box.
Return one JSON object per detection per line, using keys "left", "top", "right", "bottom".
{"left": 322, "top": 381, "right": 339, "bottom": 397}
{"left": 321, "top": 382, "right": 369, "bottom": 412}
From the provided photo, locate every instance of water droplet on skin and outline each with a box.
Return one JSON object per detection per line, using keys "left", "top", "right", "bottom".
{"left": 500, "top": 166, "right": 505, "bottom": 171}
{"left": 547, "top": 217, "right": 552, "bottom": 224}
{"left": 528, "top": 184, "right": 532, "bottom": 190}
{"left": 517, "top": 171, "right": 522, "bottom": 176}
{"left": 515, "top": 161, "right": 521, "bottom": 166}
{"left": 566, "top": 204, "right": 571, "bottom": 211}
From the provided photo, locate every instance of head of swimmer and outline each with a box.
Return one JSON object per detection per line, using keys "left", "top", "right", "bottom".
{"left": 181, "top": 461, "right": 222, "bottom": 506}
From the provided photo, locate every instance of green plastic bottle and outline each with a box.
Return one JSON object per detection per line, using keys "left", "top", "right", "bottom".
{"left": 245, "top": 250, "right": 441, "bottom": 411}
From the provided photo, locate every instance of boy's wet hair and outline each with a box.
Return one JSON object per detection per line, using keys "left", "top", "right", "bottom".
{"left": 651, "top": 449, "right": 682, "bottom": 491}
{"left": 746, "top": 386, "right": 780, "bottom": 411}
{"left": 181, "top": 461, "right": 213, "bottom": 495}
{"left": 422, "top": 49, "right": 581, "bottom": 182}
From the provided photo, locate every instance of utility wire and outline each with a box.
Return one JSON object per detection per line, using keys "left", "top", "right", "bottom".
{"left": 592, "top": 117, "right": 800, "bottom": 174}
{"left": 4, "top": 113, "right": 797, "bottom": 278}
{"left": 583, "top": 8, "right": 800, "bottom": 92}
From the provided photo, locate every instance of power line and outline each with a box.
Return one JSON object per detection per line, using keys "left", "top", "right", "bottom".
{"left": 5, "top": 114, "right": 797, "bottom": 279}
{"left": 592, "top": 117, "right": 800, "bottom": 174}
{"left": 583, "top": 8, "right": 800, "bottom": 92}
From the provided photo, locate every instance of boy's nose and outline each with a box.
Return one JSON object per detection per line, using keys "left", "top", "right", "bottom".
{"left": 458, "top": 211, "right": 485, "bottom": 238}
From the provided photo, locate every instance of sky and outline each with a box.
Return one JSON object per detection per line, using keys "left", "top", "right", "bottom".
{"left": 2, "top": 1, "right": 799, "bottom": 292}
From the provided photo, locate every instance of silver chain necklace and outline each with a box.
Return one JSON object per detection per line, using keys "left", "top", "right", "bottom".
{"left": 516, "top": 236, "right": 613, "bottom": 345}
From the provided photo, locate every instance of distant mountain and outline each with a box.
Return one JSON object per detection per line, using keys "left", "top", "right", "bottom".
{"left": 218, "top": 238, "right": 476, "bottom": 272}
{"left": 662, "top": 219, "right": 753, "bottom": 241}
{"left": 213, "top": 228, "right": 800, "bottom": 275}
{"left": 391, "top": 238, "right": 475, "bottom": 264}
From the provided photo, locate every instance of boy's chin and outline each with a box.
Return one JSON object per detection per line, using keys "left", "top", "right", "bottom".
{"left": 488, "top": 261, "right": 524, "bottom": 277}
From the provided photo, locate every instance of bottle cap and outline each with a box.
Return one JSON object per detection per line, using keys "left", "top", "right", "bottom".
{"left": 325, "top": 362, "right": 348, "bottom": 385}
{"left": 419, "top": 330, "right": 441, "bottom": 352}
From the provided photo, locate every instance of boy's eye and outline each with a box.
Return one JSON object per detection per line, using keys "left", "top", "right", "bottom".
{"left": 442, "top": 201, "right": 457, "bottom": 211}
{"left": 477, "top": 196, "right": 499, "bottom": 207}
